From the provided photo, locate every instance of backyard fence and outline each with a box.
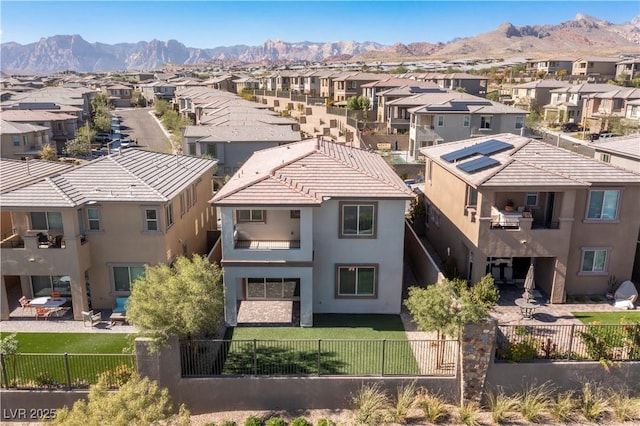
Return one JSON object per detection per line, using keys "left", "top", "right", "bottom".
{"left": 180, "top": 339, "right": 458, "bottom": 377}
{"left": 0, "top": 353, "right": 137, "bottom": 390}
{"left": 496, "top": 324, "right": 640, "bottom": 362}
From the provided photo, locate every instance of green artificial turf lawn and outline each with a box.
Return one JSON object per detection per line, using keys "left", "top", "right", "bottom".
{"left": 0, "top": 332, "right": 132, "bottom": 353}
{"left": 572, "top": 311, "right": 640, "bottom": 325}
{"left": 218, "top": 314, "right": 423, "bottom": 376}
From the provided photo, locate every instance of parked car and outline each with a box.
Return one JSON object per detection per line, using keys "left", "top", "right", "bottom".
{"left": 119, "top": 138, "right": 137, "bottom": 148}
{"left": 560, "top": 122, "right": 581, "bottom": 132}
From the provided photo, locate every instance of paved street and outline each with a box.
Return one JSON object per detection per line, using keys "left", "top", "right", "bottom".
{"left": 114, "top": 107, "right": 171, "bottom": 153}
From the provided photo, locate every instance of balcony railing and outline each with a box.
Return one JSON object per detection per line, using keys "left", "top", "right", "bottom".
{"left": 234, "top": 239, "right": 301, "bottom": 250}
{"left": 0, "top": 234, "right": 24, "bottom": 248}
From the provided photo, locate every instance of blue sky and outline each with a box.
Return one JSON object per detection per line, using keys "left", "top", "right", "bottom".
{"left": 1, "top": 1, "right": 638, "bottom": 47}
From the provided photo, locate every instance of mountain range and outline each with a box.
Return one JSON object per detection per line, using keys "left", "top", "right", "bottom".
{"left": 1, "top": 13, "right": 639, "bottom": 75}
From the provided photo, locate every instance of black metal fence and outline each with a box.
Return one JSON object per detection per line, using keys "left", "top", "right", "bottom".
{"left": 496, "top": 324, "right": 640, "bottom": 362}
{"left": 0, "top": 353, "right": 137, "bottom": 390}
{"left": 180, "top": 339, "right": 458, "bottom": 377}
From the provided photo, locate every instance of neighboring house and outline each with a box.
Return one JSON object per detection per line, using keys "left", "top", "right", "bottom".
{"left": 526, "top": 58, "right": 574, "bottom": 76}
{"left": 418, "top": 133, "right": 640, "bottom": 303}
{"left": 616, "top": 58, "right": 640, "bottom": 81}
{"left": 582, "top": 88, "right": 640, "bottom": 133}
{"left": 332, "top": 72, "right": 383, "bottom": 103}
{"left": 0, "top": 150, "right": 218, "bottom": 320}
{"left": 211, "top": 138, "right": 414, "bottom": 327}
{"left": 510, "top": 80, "right": 570, "bottom": 112}
{"left": 182, "top": 125, "right": 301, "bottom": 176}
{"left": 302, "top": 70, "right": 333, "bottom": 96}
{"left": 542, "top": 83, "right": 620, "bottom": 124}
{"left": 397, "top": 93, "right": 528, "bottom": 161}
{"left": 102, "top": 84, "right": 133, "bottom": 108}
{"left": 1, "top": 86, "right": 93, "bottom": 121}
{"left": 0, "top": 120, "right": 52, "bottom": 159}
{"left": 138, "top": 81, "right": 176, "bottom": 103}
{"left": 375, "top": 85, "right": 445, "bottom": 123}
{"left": 232, "top": 77, "right": 260, "bottom": 94}
{"left": 0, "top": 110, "right": 78, "bottom": 154}
{"left": 362, "top": 78, "right": 439, "bottom": 112}
{"left": 203, "top": 74, "right": 240, "bottom": 93}
{"left": 571, "top": 57, "right": 619, "bottom": 79}
{"left": 407, "top": 72, "right": 489, "bottom": 97}
{"left": 591, "top": 134, "right": 640, "bottom": 173}
{"left": 625, "top": 99, "right": 640, "bottom": 122}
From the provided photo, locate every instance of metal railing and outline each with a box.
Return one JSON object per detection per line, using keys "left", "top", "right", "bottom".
{"left": 496, "top": 324, "right": 640, "bottom": 362}
{"left": 180, "top": 339, "right": 458, "bottom": 377}
{"left": 0, "top": 353, "right": 137, "bottom": 390}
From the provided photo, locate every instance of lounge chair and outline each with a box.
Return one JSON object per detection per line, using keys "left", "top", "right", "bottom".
{"left": 35, "top": 307, "right": 52, "bottom": 320}
{"left": 82, "top": 310, "right": 102, "bottom": 327}
{"left": 19, "top": 296, "right": 33, "bottom": 313}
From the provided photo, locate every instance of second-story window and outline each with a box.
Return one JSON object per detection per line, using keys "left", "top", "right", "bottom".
{"left": 515, "top": 116, "right": 524, "bottom": 129}
{"left": 237, "top": 210, "right": 265, "bottom": 222}
{"left": 180, "top": 193, "right": 185, "bottom": 217}
{"left": 480, "top": 116, "right": 492, "bottom": 129}
{"left": 144, "top": 208, "right": 159, "bottom": 231}
{"left": 466, "top": 186, "right": 478, "bottom": 207}
{"left": 12, "top": 136, "right": 20, "bottom": 147}
{"left": 586, "top": 189, "right": 620, "bottom": 220}
{"left": 437, "top": 116, "right": 444, "bottom": 127}
{"left": 165, "top": 203, "right": 174, "bottom": 229}
{"left": 340, "top": 202, "right": 376, "bottom": 238}
{"left": 463, "top": 115, "right": 470, "bottom": 127}
{"left": 87, "top": 208, "right": 101, "bottom": 231}
{"left": 31, "top": 212, "right": 63, "bottom": 231}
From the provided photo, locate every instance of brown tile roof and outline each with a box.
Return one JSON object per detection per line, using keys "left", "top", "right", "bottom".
{"left": 0, "top": 110, "right": 77, "bottom": 121}
{"left": 0, "top": 158, "right": 73, "bottom": 193}
{"left": 211, "top": 138, "right": 414, "bottom": 206}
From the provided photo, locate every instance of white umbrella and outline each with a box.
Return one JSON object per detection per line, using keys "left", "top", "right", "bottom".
{"left": 523, "top": 263, "right": 535, "bottom": 301}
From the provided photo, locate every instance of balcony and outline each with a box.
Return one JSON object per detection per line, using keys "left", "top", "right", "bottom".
{"left": 234, "top": 237, "right": 300, "bottom": 250}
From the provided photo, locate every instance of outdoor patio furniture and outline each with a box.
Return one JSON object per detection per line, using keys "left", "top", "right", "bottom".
{"left": 82, "top": 310, "right": 102, "bottom": 327}
{"left": 19, "top": 296, "right": 32, "bottom": 310}
{"left": 110, "top": 297, "right": 129, "bottom": 325}
{"left": 35, "top": 307, "right": 52, "bottom": 320}
{"left": 50, "top": 291, "right": 61, "bottom": 298}
{"left": 49, "top": 234, "right": 63, "bottom": 248}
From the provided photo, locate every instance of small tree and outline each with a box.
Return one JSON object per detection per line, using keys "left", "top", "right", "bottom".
{"left": 155, "top": 99, "right": 170, "bottom": 117}
{"left": 64, "top": 138, "right": 91, "bottom": 159}
{"left": 50, "top": 374, "right": 190, "bottom": 426}
{"left": 40, "top": 144, "right": 58, "bottom": 162}
{"left": 126, "top": 255, "right": 224, "bottom": 349}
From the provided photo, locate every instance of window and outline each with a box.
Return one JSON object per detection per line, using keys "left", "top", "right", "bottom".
{"left": 587, "top": 190, "right": 620, "bottom": 220}
{"left": 192, "top": 183, "right": 197, "bottom": 204}
{"left": 205, "top": 144, "right": 216, "bottom": 156}
{"left": 30, "top": 212, "right": 63, "bottom": 231}
{"left": 463, "top": 115, "right": 470, "bottom": 127}
{"left": 31, "top": 275, "right": 71, "bottom": 298}
{"left": 188, "top": 144, "right": 196, "bottom": 155}
{"left": 290, "top": 210, "right": 300, "bottom": 219}
{"left": 526, "top": 192, "right": 538, "bottom": 206}
{"left": 581, "top": 249, "right": 608, "bottom": 273}
{"left": 436, "top": 115, "right": 444, "bottom": 127}
{"left": 144, "top": 208, "right": 159, "bottom": 231}
{"left": 12, "top": 136, "right": 20, "bottom": 147}
{"left": 336, "top": 265, "right": 377, "bottom": 297}
{"left": 180, "top": 193, "right": 185, "bottom": 217}
{"left": 600, "top": 153, "right": 611, "bottom": 163}
{"left": 113, "top": 265, "right": 145, "bottom": 292}
{"left": 87, "top": 208, "right": 101, "bottom": 231}
{"left": 427, "top": 160, "right": 433, "bottom": 182}
{"left": 237, "top": 209, "right": 265, "bottom": 222}
{"left": 340, "top": 203, "right": 376, "bottom": 237}
{"left": 466, "top": 186, "right": 478, "bottom": 207}
{"left": 515, "top": 116, "right": 524, "bottom": 129}
{"left": 186, "top": 189, "right": 192, "bottom": 211}
{"left": 480, "top": 116, "right": 492, "bottom": 129}
{"left": 165, "top": 203, "right": 174, "bottom": 229}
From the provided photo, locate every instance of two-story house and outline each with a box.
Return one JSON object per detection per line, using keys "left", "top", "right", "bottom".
{"left": 572, "top": 57, "right": 619, "bottom": 79}
{"left": 0, "top": 120, "right": 52, "bottom": 159}
{"left": 582, "top": 88, "right": 640, "bottom": 133}
{"left": 419, "top": 133, "right": 640, "bottom": 303}
{"left": 592, "top": 134, "right": 640, "bottom": 173}
{"left": 616, "top": 58, "right": 640, "bottom": 81}
{"left": 332, "top": 72, "right": 383, "bottom": 103}
{"left": 525, "top": 58, "right": 574, "bottom": 76}
{"left": 510, "top": 80, "right": 570, "bottom": 112}
{"left": 0, "top": 150, "right": 218, "bottom": 320}
{"left": 0, "top": 110, "right": 78, "bottom": 154}
{"left": 102, "top": 84, "right": 133, "bottom": 108}
{"left": 542, "top": 83, "right": 620, "bottom": 124}
{"left": 211, "top": 138, "right": 414, "bottom": 327}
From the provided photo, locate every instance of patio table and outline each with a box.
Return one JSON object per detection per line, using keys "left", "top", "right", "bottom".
{"left": 515, "top": 298, "right": 539, "bottom": 320}
{"left": 29, "top": 296, "right": 67, "bottom": 317}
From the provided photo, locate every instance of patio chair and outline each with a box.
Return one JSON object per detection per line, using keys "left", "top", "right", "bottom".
{"left": 50, "top": 235, "right": 63, "bottom": 248}
{"left": 50, "top": 291, "right": 61, "bottom": 298}
{"left": 19, "top": 296, "right": 33, "bottom": 312}
{"left": 82, "top": 310, "right": 102, "bottom": 327}
{"left": 35, "top": 307, "right": 52, "bottom": 320}
{"left": 36, "top": 232, "right": 49, "bottom": 247}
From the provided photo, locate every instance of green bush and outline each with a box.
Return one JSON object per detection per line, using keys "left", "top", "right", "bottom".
{"left": 35, "top": 372, "right": 56, "bottom": 388}
{"left": 244, "top": 416, "right": 262, "bottom": 426}
{"left": 315, "top": 419, "right": 335, "bottom": 426}
{"left": 290, "top": 417, "right": 311, "bottom": 426}
{"left": 220, "top": 421, "right": 237, "bottom": 426}
{"left": 264, "top": 417, "right": 286, "bottom": 426}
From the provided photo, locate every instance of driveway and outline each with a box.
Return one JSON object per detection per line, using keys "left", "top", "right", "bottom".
{"left": 113, "top": 107, "right": 171, "bottom": 153}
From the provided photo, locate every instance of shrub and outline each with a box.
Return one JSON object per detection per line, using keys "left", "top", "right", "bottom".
{"left": 414, "top": 389, "right": 448, "bottom": 423}
{"left": 351, "top": 383, "right": 390, "bottom": 426}
{"left": 457, "top": 401, "right": 481, "bottom": 426}
{"left": 609, "top": 390, "right": 640, "bottom": 422}
{"left": 470, "top": 274, "right": 499, "bottom": 308}
{"left": 486, "top": 389, "right": 517, "bottom": 424}
{"left": 387, "top": 381, "right": 416, "bottom": 424}
{"left": 35, "top": 372, "right": 56, "bottom": 388}
{"left": 290, "top": 418, "right": 311, "bottom": 426}
{"left": 220, "top": 421, "right": 238, "bottom": 426}
{"left": 551, "top": 391, "right": 576, "bottom": 423}
{"left": 244, "top": 416, "right": 262, "bottom": 426}
{"left": 580, "top": 382, "right": 608, "bottom": 421}
{"left": 518, "top": 382, "right": 553, "bottom": 422}
{"left": 99, "top": 363, "right": 134, "bottom": 388}
{"left": 315, "top": 419, "right": 335, "bottom": 426}
{"left": 265, "top": 417, "right": 286, "bottom": 426}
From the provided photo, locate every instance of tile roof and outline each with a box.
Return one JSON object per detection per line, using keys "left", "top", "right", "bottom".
{"left": 211, "top": 138, "right": 414, "bottom": 206}
{"left": 0, "top": 150, "right": 217, "bottom": 208}
{"left": 420, "top": 133, "right": 640, "bottom": 188}
{"left": 513, "top": 80, "right": 571, "bottom": 89}
{"left": 0, "top": 110, "right": 77, "bottom": 122}
{"left": 183, "top": 125, "right": 301, "bottom": 142}
{"left": 592, "top": 134, "right": 640, "bottom": 160}
{"left": 0, "top": 158, "right": 73, "bottom": 193}
{"left": 0, "top": 119, "right": 49, "bottom": 134}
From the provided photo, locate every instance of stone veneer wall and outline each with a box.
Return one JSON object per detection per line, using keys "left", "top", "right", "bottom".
{"left": 459, "top": 319, "right": 497, "bottom": 405}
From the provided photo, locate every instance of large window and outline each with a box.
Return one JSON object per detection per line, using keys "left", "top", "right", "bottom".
{"left": 31, "top": 275, "right": 71, "bottom": 297}
{"left": 87, "top": 208, "right": 101, "bottom": 231}
{"left": 480, "top": 116, "right": 492, "bottom": 129}
{"left": 30, "top": 212, "right": 63, "bottom": 231}
{"left": 436, "top": 115, "right": 444, "bottom": 127}
{"left": 144, "top": 208, "right": 159, "bottom": 231}
{"left": 515, "top": 116, "right": 524, "bottom": 129}
{"left": 581, "top": 249, "right": 608, "bottom": 273}
{"left": 463, "top": 115, "right": 470, "bottom": 127}
{"left": 336, "top": 265, "right": 377, "bottom": 297}
{"left": 586, "top": 190, "right": 620, "bottom": 220}
{"left": 113, "top": 265, "right": 145, "bottom": 292}
{"left": 340, "top": 203, "right": 376, "bottom": 237}
{"left": 237, "top": 210, "right": 265, "bottom": 222}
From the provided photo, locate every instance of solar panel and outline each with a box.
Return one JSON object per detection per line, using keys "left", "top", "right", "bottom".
{"left": 475, "top": 139, "right": 514, "bottom": 156}
{"left": 456, "top": 156, "right": 500, "bottom": 174}
{"left": 441, "top": 146, "right": 479, "bottom": 163}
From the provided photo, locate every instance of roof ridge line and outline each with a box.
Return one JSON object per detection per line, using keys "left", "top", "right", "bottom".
{"left": 44, "top": 176, "right": 75, "bottom": 206}
{"left": 109, "top": 154, "right": 167, "bottom": 201}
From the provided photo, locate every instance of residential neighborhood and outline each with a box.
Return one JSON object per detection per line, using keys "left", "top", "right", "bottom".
{"left": 1, "top": 3, "right": 640, "bottom": 425}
